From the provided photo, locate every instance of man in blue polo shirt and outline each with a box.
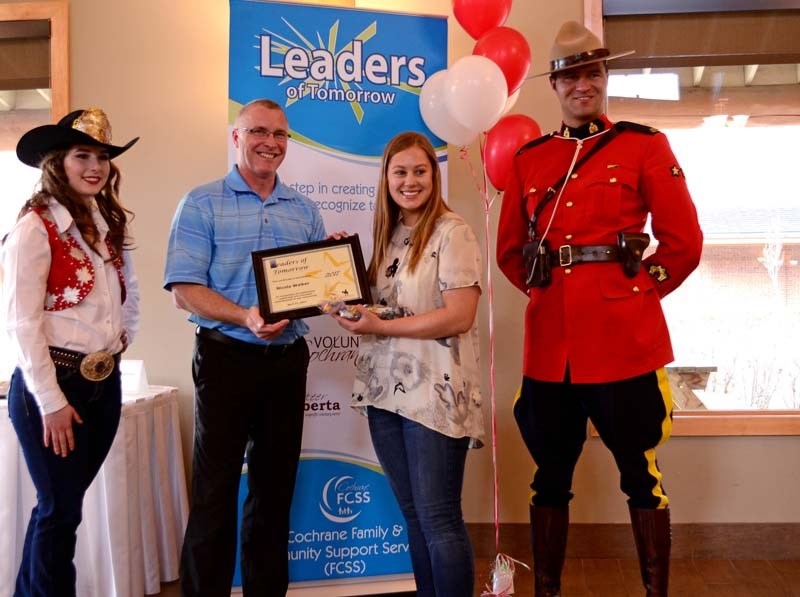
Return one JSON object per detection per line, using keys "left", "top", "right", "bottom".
{"left": 164, "top": 98, "right": 326, "bottom": 597}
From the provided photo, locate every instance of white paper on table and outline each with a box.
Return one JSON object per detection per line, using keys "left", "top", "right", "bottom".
{"left": 121, "top": 359, "right": 149, "bottom": 396}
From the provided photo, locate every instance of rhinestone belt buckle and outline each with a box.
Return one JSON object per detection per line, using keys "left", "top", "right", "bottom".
{"left": 79, "top": 351, "right": 115, "bottom": 381}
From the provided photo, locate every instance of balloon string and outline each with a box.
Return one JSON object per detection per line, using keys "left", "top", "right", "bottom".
{"left": 463, "top": 137, "right": 501, "bottom": 554}
{"left": 459, "top": 145, "right": 486, "bottom": 197}
{"left": 485, "top": 185, "right": 501, "bottom": 554}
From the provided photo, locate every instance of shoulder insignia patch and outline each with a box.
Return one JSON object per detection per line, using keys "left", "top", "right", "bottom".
{"left": 517, "top": 132, "right": 557, "bottom": 156}
{"left": 648, "top": 264, "right": 670, "bottom": 283}
{"left": 616, "top": 121, "right": 659, "bottom": 135}
{"left": 670, "top": 164, "right": 685, "bottom": 178}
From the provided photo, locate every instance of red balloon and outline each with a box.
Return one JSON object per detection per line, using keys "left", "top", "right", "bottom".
{"left": 484, "top": 114, "right": 542, "bottom": 191}
{"left": 473, "top": 27, "right": 532, "bottom": 95}
{"left": 452, "top": 0, "right": 512, "bottom": 40}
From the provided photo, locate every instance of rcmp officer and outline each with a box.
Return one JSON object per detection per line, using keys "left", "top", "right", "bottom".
{"left": 496, "top": 21, "right": 703, "bottom": 597}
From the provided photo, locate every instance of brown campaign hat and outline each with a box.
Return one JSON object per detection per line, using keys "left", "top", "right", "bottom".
{"left": 532, "top": 20, "right": 634, "bottom": 77}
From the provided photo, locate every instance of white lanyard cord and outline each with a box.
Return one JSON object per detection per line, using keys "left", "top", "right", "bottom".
{"left": 538, "top": 138, "right": 583, "bottom": 246}
{"left": 538, "top": 127, "right": 611, "bottom": 245}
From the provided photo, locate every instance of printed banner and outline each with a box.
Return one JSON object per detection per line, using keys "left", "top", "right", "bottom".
{"left": 229, "top": 0, "right": 447, "bottom": 588}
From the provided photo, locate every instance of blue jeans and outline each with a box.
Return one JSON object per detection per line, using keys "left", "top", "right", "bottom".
{"left": 8, "top": 365, "right": 122, "bottom": 597}
{"left": 367, "top": 407, "right": 474, "bottom": 597}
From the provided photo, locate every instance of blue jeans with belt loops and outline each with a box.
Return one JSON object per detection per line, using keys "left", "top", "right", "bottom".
{"left": 367, "top": 406, "right": 474, "bottom": 597}
{"left": 8, "top": 365, "right": 122, "bottom": 597}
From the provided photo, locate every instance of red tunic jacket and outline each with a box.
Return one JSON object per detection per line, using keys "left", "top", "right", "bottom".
{"left": 496, "top": 116, "right": 703, "bottom": 383}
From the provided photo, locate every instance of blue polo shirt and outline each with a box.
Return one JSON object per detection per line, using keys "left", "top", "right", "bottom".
{"left": 163, "top": 166, "right": 326, "bottom": 345}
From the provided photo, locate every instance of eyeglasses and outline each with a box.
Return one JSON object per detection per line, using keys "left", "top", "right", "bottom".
{"left": 237, "top": 127, "right": 291, "bottom": 141}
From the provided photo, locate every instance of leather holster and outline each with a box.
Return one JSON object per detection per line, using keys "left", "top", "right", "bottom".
{"left": 617, "top": 232, "right": 651, "bottom": 278}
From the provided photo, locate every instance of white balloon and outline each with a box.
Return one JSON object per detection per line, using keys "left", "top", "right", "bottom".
{"left": 444, "top": 55, "right": 508, "bottom": 133}
{"left": 419, "top": 70, "right": 478, "bottom": 147}
{"left": 501, "top": 88, "right": 521, "bottom": 116}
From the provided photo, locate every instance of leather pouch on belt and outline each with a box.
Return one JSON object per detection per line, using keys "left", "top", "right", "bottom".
{"left": 617, "top": 232, "right": 651, "bottom": 278}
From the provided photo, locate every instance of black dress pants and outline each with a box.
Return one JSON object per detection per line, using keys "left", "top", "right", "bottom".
{"left": 180, "top": 331, "right": 309, "bottom": 597}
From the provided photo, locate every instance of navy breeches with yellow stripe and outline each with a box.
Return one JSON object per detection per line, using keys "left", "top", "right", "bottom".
{"left": 513, "top": 368, "right": 673, "bottom": 510}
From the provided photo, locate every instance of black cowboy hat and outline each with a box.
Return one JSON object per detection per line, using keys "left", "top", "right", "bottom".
{"left": 16, "top": 107, "right": 139, "bottom": 168}
{"left": 532, "top": 21, "right": 634, "bottom": 77}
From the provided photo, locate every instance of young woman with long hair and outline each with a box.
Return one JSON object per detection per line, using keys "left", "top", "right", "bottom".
{"left": 2, "top": 108, "right": 140, "bottom": 597}
{"left": 331, "top": 131, "right": 484, "bottom": 596}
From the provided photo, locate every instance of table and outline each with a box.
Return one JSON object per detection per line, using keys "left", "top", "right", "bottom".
{"left": 0, "top": 386, "right": 189, "bottom": 597}
{"left": 666, "top": 366, "right": 717, "bottom": 410}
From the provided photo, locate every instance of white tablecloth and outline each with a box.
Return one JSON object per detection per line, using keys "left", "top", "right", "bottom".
{"left": 0, "top": 386, "right": 189, "bottom": 597}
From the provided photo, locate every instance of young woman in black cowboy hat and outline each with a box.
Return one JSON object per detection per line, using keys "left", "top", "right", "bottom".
{"left": 2, "top": 108, "right": 140, "bottom": 597}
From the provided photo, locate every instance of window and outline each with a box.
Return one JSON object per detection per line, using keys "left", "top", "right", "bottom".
{"left": 589, "top": 0, "right": 800, "bottom": 434}
{"left": 0, "top": 1, "right": 69, "bottom": 382}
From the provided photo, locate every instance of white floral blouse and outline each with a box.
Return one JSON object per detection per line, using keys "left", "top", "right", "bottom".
{"left": 351, "top": 212, "right": 484, "bottom": 446}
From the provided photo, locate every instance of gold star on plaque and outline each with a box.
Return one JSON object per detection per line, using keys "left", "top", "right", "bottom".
{"left": 670, "top": 165, "right": 685, "bottom": 178}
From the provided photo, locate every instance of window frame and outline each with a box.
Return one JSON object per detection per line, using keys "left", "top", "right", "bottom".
{"left": 584, "top": 0, "right": 800, "bottom": 435}
{"left": 0, "top": 0, "right": 69, "bottom": 120}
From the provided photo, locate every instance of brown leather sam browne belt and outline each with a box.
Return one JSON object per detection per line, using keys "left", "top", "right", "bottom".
{"left": 545, "top": 244, "right": 619, "bottom": 268}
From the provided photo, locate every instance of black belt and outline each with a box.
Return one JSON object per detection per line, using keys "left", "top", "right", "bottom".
{"left": 196, "top": 326, "right": 299, "bottom": 358}
{"left": 546, "top": 244, "right": 619, "bottom": 268}
{"left": 49, "top": 346, "right": 120, "bottom": 381}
